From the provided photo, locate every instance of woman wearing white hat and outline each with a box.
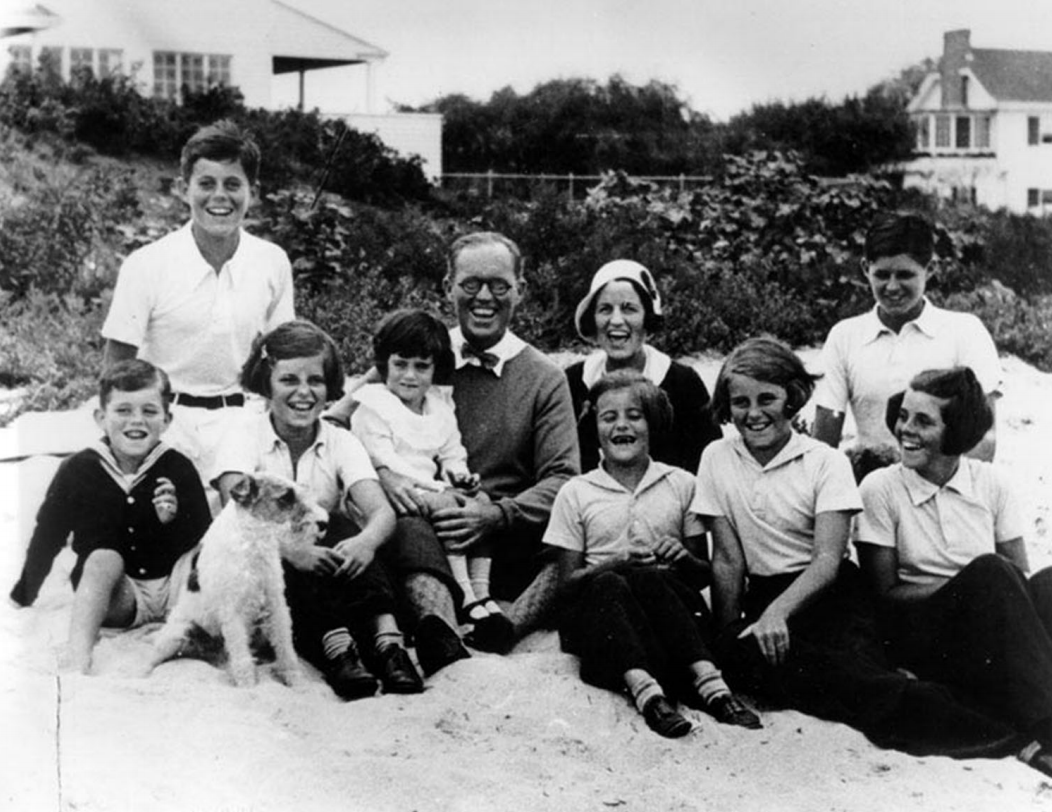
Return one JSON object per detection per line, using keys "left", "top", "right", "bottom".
{"left": 565, "top": 260, "right": 722, "bottom": 473}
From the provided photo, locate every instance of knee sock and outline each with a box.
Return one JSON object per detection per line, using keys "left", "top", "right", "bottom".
{"left": 322, "top": 628, "right": 354, "bottom": 660}
{"left": 625, "top": 668, "right": 664, "bottom": 713}
{"left": 690, "top": 660, "right": 731, "bottom": 704}
{"left": 468, "top": 556, "right": 496, "bottom": 606}
{"left": 448, "top": 553, "right": 480, "bottom": 609}
{"left": 507, "top": 561, "right": 560, "bottom": 636}
{"left": 404, "top": 572, "right": 460, "bottom": 631}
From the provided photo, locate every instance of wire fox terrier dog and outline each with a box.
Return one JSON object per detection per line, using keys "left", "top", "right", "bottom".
{"left": 149, "top": 473, "right": 326, "bottom": 687}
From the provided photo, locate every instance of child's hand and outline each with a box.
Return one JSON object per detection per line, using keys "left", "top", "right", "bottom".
{"left": 153, "top": 477, "right": 178, "bottom": 525}
{"left": 651, "top": 536, "right": 689, "bottom": 564}
{"left": 448, "top": 471, "right": 481, "bottom": 496}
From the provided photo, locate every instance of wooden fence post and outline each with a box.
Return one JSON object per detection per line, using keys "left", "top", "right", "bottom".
{"left": 487, "top": 169, "right": 494, "bottom": 200}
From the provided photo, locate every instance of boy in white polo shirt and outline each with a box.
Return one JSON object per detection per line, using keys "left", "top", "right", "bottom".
{"left": 102, "top": 120, "right": 294, "bottom": 491}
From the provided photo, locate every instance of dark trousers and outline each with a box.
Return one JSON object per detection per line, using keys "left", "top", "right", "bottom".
{"left": 884, "top": 554, "right": 1052, "bottom": 741}
{"left": 558, "top": 564, "right": 714, "bottom": 694}
{"left": 716, "top": 562, "right": 1018, "bottom": 757}
{"left": 283, "top": 514, "right": 397, "bottom": 668}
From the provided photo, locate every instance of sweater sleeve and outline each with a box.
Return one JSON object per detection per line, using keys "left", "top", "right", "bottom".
{"left": 165, "top": 452, "right": 212, "bottom": 556}
{"left": 9, "top": 457, "right": 80, "bottom": 606}
{"left": 496, "top": 366, "right": 581, "bottom": 532}
{"left": 662, "top": 362, "right": 723, "bottom": 473}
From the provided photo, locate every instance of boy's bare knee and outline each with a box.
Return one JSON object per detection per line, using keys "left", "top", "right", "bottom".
{"left": 80, "top": 549, "right": 126, "bottom": 583}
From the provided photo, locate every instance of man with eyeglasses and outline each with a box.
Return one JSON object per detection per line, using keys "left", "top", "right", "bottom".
{"left": 372, "top": 231, "right": 579, "bottom": 670}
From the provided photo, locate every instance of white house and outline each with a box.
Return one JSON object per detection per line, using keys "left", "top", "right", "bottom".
{"left": 0, "top": 0, "right": 442, "bottom": 176}
{"left": 903, "top": 29, "right": 1052, "bottom": 214}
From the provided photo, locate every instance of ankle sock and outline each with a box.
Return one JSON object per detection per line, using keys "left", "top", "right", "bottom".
{"left": 374, "top": 631, "right": 404, "bottom": 653}
{"left": 625, "top": 669, "right": 663, "bottom": 714}
{"left": 322, "top": 628, "right": 353, "bottom": 660}
{"left": 691, "top": 661, "right": 731, "bottom": 704}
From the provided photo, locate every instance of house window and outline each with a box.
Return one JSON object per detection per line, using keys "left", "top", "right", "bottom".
{"left": 39, "top": 46, "right": 62, "bottom": 78}
{"left": 70, "top": 48, "right": 93, "bottom": 84}
{"left": 935, "top": 115, "right": 951, "bottom": 148}
{"left": 976, "top": 116, "right": 991, "bottom": 149}
{"left": 154, "top": 51, "right": 231, "bottom": 99}
{"left": 7, "top": 45, "right": 31, "bottom": 74}
{"left": 1029, "top": 117, "right": 1041, "bottom": 145}
{"left": 98, "top": 49, "right": 123, "bottom": 77}
{"left": 915, "top": 116, "right": 930, "bottom": 150}
{"left": 1028, "top": 188, "right": 1040, "bottom": 208}
{"left": 955, "top": 117, "right": 971, "bottom": 149}
{"left": 961, "top": 76, "right": 969, "bottom": 107}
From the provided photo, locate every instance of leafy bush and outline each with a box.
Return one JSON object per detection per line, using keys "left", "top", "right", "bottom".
{"left": 942, "top": 282, "right": 1052, "bottom": 372}
{"left": 0, "top": 290, "right": 106, "bottom": 425}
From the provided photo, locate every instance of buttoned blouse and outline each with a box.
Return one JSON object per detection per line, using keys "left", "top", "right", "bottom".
{"left": 544, "top": 461, "right": 703, "bottom": 567}
{"left": 213, "top": 413, "right": 376, "bottom": 517}
{"left": 856, "top": 459, "right": 1025, "bottom": 586}
{"left": 691, "top": 433, "right": 861, "bottom": 576}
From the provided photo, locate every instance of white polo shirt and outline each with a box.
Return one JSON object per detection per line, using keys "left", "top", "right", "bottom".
{"left": 855, "top": 459, "right": 1025, "bottom": 586}
{"left": 102, "top": 223, "right": 294, "bottom": 397}
{"left": 814, "top": 301, "right": 1002, "bottom": 449}
{"left": 544, "top": 461, "right": 703, "bottom": 567}
{"left": 691, "top": 433, "right": 861, "bottom": 577}
{"left": 212, "top": 412, "right": 377, "bottom": 517}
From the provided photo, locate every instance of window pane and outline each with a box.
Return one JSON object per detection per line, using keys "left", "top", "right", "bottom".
{"left": 153, "top": 51, "right": 177, "bottom": 99}
{"left": 956, "top": 117, "right": 971, "bottom": 148}
{"left": 181, "top": 53, "right": 205, "bottom": 92}
{"left": 7, "top": 45, "right": 31, "bottom": 74}
{"left": 39, "top": 46, "right": 62, "bottom": 77}
{"left": 935, "top": 115, "right": 950, "bottom": 148}
{"left": 1029, "top": 117, "right": 1040, "bottom": 145}
{"left": 99, "top": 49, "right": 123, "bottom": 77}
{"left": 915, "top": 116, "right": 930, "bottom": 149}
{"left": 976, "top": 116, "right": 991, "bottom": 149}
{"left": 1028, "top": 188, "right": 1039, "bottom": 207}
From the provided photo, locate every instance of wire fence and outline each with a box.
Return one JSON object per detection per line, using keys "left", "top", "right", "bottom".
{"left": 439, "top": 171, "right": 712, "bottom": 200}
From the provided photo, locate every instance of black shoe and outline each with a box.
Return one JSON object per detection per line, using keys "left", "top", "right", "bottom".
{"left": 414, "top": 615, "right": 471, "bottom": 677}
{"left": 707, "top": 694, "right": 763, "bottom": 729}
{"left": 466, "top": 612, "right": 517, "bottom": 654}
{"left": 642, "top": 695, "right": 692, "bottom": 739}
{"left": 375, "top": 645, "right": 424, "bottom": 694}
{"left": 323, "top": 650, "right": 379, "bottom": 701}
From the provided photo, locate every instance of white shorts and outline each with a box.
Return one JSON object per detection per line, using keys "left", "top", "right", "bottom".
{"left": 128, "top": 545, "right": 199, "bottom": 626}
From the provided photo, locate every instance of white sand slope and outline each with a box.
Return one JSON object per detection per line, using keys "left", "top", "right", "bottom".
{"left": 3, "top": 354, "right": 1052, "bottom": 812}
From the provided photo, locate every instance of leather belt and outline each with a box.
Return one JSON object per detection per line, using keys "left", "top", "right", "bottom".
{"left": 171, "top": 392, "right": 245, "bottom": 410}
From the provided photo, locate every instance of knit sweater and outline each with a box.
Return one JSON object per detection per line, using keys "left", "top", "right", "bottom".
{"left": 452, "top": 344, "right": 580, "bottom": 534}
{"left": 10, "top": 444, "right": 211, "bottom": 606}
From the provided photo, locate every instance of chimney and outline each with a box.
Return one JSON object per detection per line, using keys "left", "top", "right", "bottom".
{"left": 941, "top": 29, "right": 971, "bottom": 108}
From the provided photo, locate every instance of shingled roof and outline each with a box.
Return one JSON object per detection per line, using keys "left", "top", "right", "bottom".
{"left": 968, "top": 48, "right": 1052, "bottom": 102}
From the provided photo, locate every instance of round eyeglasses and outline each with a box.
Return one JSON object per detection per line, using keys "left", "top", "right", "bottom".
{"left": 457, "top": 278, "right": 514, "bottom": 297}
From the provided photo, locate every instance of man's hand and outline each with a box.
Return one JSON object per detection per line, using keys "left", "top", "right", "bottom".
{"left": 376, "top": 468, "right": 434, "bottom": 516}
{"left": 431, "top": 492, "right": 503, "bottom": 553}
{"left": 332, "top": 536, "right": 376, "bottom": 580}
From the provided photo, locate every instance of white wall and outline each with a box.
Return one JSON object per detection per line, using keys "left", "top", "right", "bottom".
{"left": 342, "top": 112, "right": 443, "bottom": 179}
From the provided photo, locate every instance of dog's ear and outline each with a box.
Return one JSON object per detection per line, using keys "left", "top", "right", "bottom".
{"left": 277, "top": 487, "right": 297, "bottom": 509}
{"left": 229, "top": 474, "right": 258, "bottom": 507}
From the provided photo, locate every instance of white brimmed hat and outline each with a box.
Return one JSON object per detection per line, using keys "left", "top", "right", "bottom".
{"left": 573, "top": 260, "right": 663, "bottom": 340}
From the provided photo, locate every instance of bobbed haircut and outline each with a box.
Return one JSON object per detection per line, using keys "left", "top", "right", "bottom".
{"left": 373, "top": 309, "right": 454, "bottom": 385}
{"left": 180, "top": 119, "right": 262, "bottom": 184}
{"left": 588, "top": 370, "right": 674, "bottom": 437}
{"left": 446, "top": 231, "right": 524, "bottom": 281}
{"left": 578, "top": 277, "right": 664, "bottom": 338}
{"left": 240, "top": 320, "right": 345, "bottom": 401}
{"left": 99, "top": 359, "right": 172, "bottom": 410}
{"left": 865, "top": 212, "right": 934, "bottom": 267}
{"left": 711, "top": 336, "right": 820, "bottom": 424}
{"left": 883, "top": 366, "right": 992, "bottom": 456}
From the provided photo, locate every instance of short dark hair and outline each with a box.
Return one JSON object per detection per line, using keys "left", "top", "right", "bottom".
{"left": 883, "top": 367, "right": 991, "bottom": 455}
{"left": 578, "top": 278, "right": 664, "bottom": 338}
{"left": 446, "top": 232, "right": 524, "bottom": 280}
{"left": 180, "top": 119, "right": 262, "bottom": 184}
{"left": 373, "top": 309, "right": 454, "bottom": 385}
{"left": 240, "top": 320, "right": 344, "bottom": 400}
{"left": 99, "top": 359, "right": 172, "bottom": 410}
{"left": 588, "top": 370, "right": 674, "bottom": 437}
{"left": 865, "top": 212, "right": 934, "bottom": 266}
{"left": 711, "top": 336, "right": 820, "bottom": 424}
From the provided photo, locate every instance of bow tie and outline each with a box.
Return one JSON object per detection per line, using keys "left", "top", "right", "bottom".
{"left": 461, "top": 343, "right": 500, "bottom": 371}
